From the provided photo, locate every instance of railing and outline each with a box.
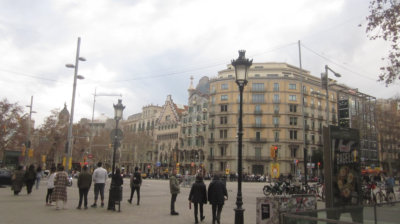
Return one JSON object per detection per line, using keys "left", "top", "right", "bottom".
{"left": 207, "top": 155, "right": 214, "bottom": 160}
{"left": 244, "top": 156, "right": 269, "bottom": 160}
{"left": 318, "top": 127, "right": 322, "bottom": 132}
{"left": 274, "top": 124, "right": 279, "bottom": 128}
{"left": 318, "top": 105, "right": 322, "bottom": 110}
{"left": 252, "top": 123, "right": 265, "bottom": 128}
{"left": 303, "top": 102, "right": 308, "bottom": 106}
{"left": 250, "top": 87, "right": 267, "bottom": 92}
{"left": 310, "top": 104, "right": 315, "bottom": 108}
{"left": 209, "top": 90, "right": 216, "bottom": 95}
{"left": 304, "top": 112, "right": 309, "bottom": 117}
{"left": 317, "top": 141, "right": 323, "bottom": 146}
{"left": 209, "top": 112, "right": 215, "bottom": 116}
{"left": 305, "top": 125, "right": 310, "bottom": 131}
{"left": 332, "top": 108, "right": 336, "bottom": 113}
{"left": 208, "top": 138, "right": 215, "bottom": 143}
{"left": 254, "top": 110, "right": 263, "bottom": 115}
{"left": 305, "top": 140, "right": 310, "bottom": 145}
{"left": 273, "top": 99, "right": 281, "bottom": 103}
{"left": 273, "top": 88, "right": 279, "bottom": 91}
{"left": 274, "top": 110, "right": 279, "bottom": 114}
{"left": 209, "top": 124, "right": 215, "bottom": 129}
{"left": 303, "top": 89, "right": 308, "bottom": 95}
{"left": 236, "top": 99, "right": 245, "bottom": 103}
{"left": 332, "top": 117, "right": 337, "bottom": 123}
{"left": 251, "top": 99, "right": 266, "bottom": 103}
{"left": 274, "top": 138, "right": 279, "bottom": 142}
{"left": 318, "top": 115, "right": 323, "bottom": 120}
{"left": 249, "top": 138, "right": 267, "bottom": 143}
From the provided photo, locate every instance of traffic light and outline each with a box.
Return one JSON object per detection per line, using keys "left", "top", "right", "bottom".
{"left": 296, "top": 160, "right": 299, "bottom": 167}
{"left": 109, "top": 143, "right": 112, "bottom": 149}
{"left": 3, "top": 125, "right": 6, "bottom": 133}
{"left": 176, "top": 163, "right": 179, "bottom": 168}
{"left": 83, "top": 157, "right": 86, "bottom": 163}
{"left": 270, "top": 146, "right": 275, "bottom": 159}
{"left": 274, "top": 146, "right": 278, "bottom": 159}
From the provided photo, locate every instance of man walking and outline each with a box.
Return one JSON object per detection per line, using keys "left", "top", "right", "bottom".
{"left": 91, "top": 162, "right": 108, "bottom": 208}
{"left": 77, "top": 165, "right": 92, "bottom": 209}
{"left": 208, "top": 174, "right": 228, "bottom": 224}
{"left": 128, "top": 167, "right": 142, "bottom": 205}
{"left": 169, "top": 169, "right": 180, "bottom": 215}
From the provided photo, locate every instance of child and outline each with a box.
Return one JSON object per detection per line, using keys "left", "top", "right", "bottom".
{"left": 46, "top": 166, "right": 57, "bottom": 206}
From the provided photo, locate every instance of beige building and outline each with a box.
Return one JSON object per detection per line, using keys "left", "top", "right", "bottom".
{"left": 207, "top": 62, "right": 338, "bottom": 176}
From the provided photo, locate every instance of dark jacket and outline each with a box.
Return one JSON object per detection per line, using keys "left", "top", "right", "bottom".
{"left": 77, "top": 171, "right": 92, "bottom": 189}
{"left": 208, "top": 178, "right": 228, "bottom": 205}
{"left": 130, "top": 171, "right": 142, "bottom": 188}
{"left": 189, "top": 180, "right": 207, "bottom": 204}
{"left": 114, "top": 174, "right": 124, "bottom": 187}
{"left": 11, "top": 170, "right": 25, "bottom": 192}
{"left": 24, "top": 170, "right": 37, "bottom": 180}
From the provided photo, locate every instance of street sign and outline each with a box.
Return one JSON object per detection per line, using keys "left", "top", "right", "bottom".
{"left": 88, "top": 155, "right": 92, "bottom": 159}
{"left": 110, "top": 128, "right": 123, "bottom": 142}
{"left": 226, "top": 169, "right": 230, "bottom": 174}
{"left": 156, "top": 162, "right": 161, "bottom": 167}
{"left": 307, "top": 163, "right": 315, "bottom": 168}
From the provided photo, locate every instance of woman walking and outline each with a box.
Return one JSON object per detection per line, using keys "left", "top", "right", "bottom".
{"left": 208, "top": 174, "right": 228, "bottom": 224}
{"left": 52, "top": 165, "right": 69, "bottom": 210}
{"left": 114, "top": 168, "right": 124, "bottom": 187}
{"left": 36, "top": 166, "right": 44, "bottom": 189}
{"left": 46, "top": 166, "right": 57, "bottom": 206}
{"left": 188, "top": 175, "right": 207, "bottom": 223}
{"left": 11, "top": 166, "right": 25, "bottom": 195}
{"left": 24, "top": 164, "right": 37, "bottom": 195}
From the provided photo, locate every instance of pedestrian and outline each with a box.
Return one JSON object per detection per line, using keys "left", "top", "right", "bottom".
{"left": 169, "top": 169, "right": 181, "bottom": 215}
{"left": 114, "top": 168, "right": 124, "bottom": 187}
{"left": 77, "top": 165, "right": 92, "bottom": 209}
{"left": 188, "top": 175, "right": 207, "bottom": 223}
{"left": 208, "top": 174, "right": 228, "bottom": 224}
{"left": 11, "top": 166, "right": 25, "bottom": 195}
{"left": 288, "top": 173, "right": 293, "bottom": 183}
{"left": 52, "top": 165, "right": 69, "bottom": 210}
{"left": 128, "top": 167, "right": 142, "bottom": 205}
{"left": 36, "top": 166, "right": 44, "bottom": 189}
{"left": 91, "top": 162, "right": 108, "bottom": 208}
{"left": 385, "top": 175, "right": 395, "bottom": 194}
{"left": 24, "top": 164, "right": 37, "bottom": 195}
{"left": 46, "top": 166, "right": 57, "bottom": 206}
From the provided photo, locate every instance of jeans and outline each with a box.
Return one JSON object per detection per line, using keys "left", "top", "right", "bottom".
{"left": 26, "top": 179, "right": 35, "bottom": 194}
{"left": 129, "top": 186, "right": 140, "bottom": 202}
{"left": 170, "top": 194, "right": 177, "bottom": 211}
{"left": 46, "top": 188, "right": 53, "bottom": 203}
{"left": 36, "top": 177, "right": 41, "bottom": 189}
{"left": 94, "top": 183, "right": 105, "bottom": 201}
{"left": 211, "top": 204, "right": 223, "bottom": 222}
{"left": 194, "top": 203, "right": 204, "bottom": 221}
{"left": 78, "top": 188, "right": 89, "bottom": 207}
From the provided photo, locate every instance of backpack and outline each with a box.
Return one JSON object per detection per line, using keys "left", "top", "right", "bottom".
{"left": 133, "top": 172, "right": 141, "bottom": 185}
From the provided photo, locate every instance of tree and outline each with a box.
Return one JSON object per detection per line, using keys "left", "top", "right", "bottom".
{"left": 0, "top": 98, "right": 25, "bottom": 160}
{"left": 363, "top": 0, "right": 400, "bottom": 85}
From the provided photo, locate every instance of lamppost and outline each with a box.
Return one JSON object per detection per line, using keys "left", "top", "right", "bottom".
{"left": 107, "top": 99, "right": 125, "bottom": 211}
{"left": 24, "top": 96, "right": 37, "bottom": 167}
{"left": 231, "top": 50, "right": 252, "bottom": 224}
{"left": 65, "top": 37, "right": 86, "bottom": 173}
{"left": 322, "top": 65, "right": 341, "bottom": 126}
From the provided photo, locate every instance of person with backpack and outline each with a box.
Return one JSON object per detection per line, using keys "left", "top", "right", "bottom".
{"left": 208, "top": 174, "right": 228, "bottom": 224}
{"left": 128, "top": 167, "right": 142, "bottom": 205}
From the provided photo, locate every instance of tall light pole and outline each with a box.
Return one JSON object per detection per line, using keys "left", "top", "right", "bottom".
{"left": 322, "top": 65, "right": 341, "bottom": 126}
{"left": 88, "top": 87, "right": 121, "bottom": 169}
{"left": 107, "top": 99, "right": 125, "bottom": 211}
{"left": 65, "top": 37, "right": 86, "bottom": 173}
{"left": 232, "top": 50, "right": 252, "bottom": 224}
{"left": 24, "top": 96, "right": 37, "bottom": 167}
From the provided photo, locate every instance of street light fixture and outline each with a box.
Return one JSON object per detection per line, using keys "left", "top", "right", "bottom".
{"left": 324, "top": 65, "right": 340, "bottom": 127}
{"left": 107, "top": 99, "right": 125, "bottom": 211}
{"left": 231, "top": 50, "right": 252, "bottom": 224}
{"left": 65, "top": 37, "right": 86, "bottom": 174}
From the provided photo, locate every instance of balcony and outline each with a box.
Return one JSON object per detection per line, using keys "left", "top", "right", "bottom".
{"left": 202, "top": 120, "right": 207, "bottom": 125}
{"left": 304, "top": 112, "right": 309, "bottom": 117}
{"left": 188, "top": 123, "right": 193, "bottom": 127}
{"left": 196, "top": 121, "right": 201, "bottom": 126}
{"left": 317, "top": 94, "right": 324, "bottom": 99}
{"left": 209, "top": 124, "right": 215, "bottom": 129}
{"left": 237, "top": 99, "right": 245, "bottom": 103}
{"left": 252, "top": 99, "right": 266, "bottom": 104}
{"left": 303, "top": 102, "right": 308, "bottom": 106}
{"left": 317, "top": 141, "right": 323, "bottom": 146}
{"left": 274, "top": 138, "right": 279, "bottom": 142}
{"left": 318, "top": 128, "right": 322, "bottom": 133}
{"left": 331, "top": 108, "right": 336, "bottom": 113}
{"left": 332, "top": 117, "right": 337, "bottom": 123}
{"left": 254, "top": 110, "right": 263, "bottom": 115}
{"left": 274, "top": 110, "right": 279, "bottom": 114}
{"left": 305, "top": 140, "right": 310, "bottom": 145}
{"left": 207, "top": 155, "right": 215, "bottom": 160}
{"left": 250, "top": 138, "right": 267, "bottom": 143}
{"left": 252, "top": 123, "right": 265, "bottom": 128}
{"left": 318, "top": 115, "right": 323, "bottom": 120}
{"left": 318, "top": 106, "right": 322, "bottom": 110}
{"left": 274, "top": 124, "right": 279, "bottom": 128}
{"left": 208, "top": 138, "right": 215, "bottom": 143}
{"left": 250, "top": 87, "right": 267, "bottom": 92}
{"left": 273, "top": 99, "right": 281, "bottom": 104}
{"left": 209, "top": 112, "right": 215, "bottom": 117}
{"left": 330, "top": 98, "right": 336, "bottom": 102}
{"left": 210, "top": 102, "right": 216, "bottom": 106}
{"left": 187, "top": 134, "right": 192, "bottom": 138}
{"left": 310, "top": 104, "right": 315, "bottom": 109}
{"left": 210, "top": 90, "right": 216, "bottom": 95}
{"left": 273, "top": 88, "right": 279, "bottom": 91}
{"left": 182, "top": 124, "right": 187, "bottom": 128}
{"left": 305, "top": 125, "right": 310, "bottom": 131}
{"left": 244, "top": 156, "right": 269, "bottom": 161}
{"left": 202, "top": 108, "right": 208, "bottom": 113}
{"left": 303, "top": 90, "right": 309, "bottom": 95}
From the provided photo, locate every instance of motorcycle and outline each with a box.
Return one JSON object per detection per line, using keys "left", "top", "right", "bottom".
{"left": 68, "top": 176, "right": 73, "bottom": 187}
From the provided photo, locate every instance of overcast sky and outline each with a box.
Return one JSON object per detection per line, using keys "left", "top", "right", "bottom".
{"left": 0, "top": 0, "right": 397, "bottom": 126}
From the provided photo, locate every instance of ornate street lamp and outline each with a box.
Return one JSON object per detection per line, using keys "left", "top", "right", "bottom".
{"left": 231, "top": 50, "right": 252, "bottom": 224}
{"left": 107, "top": 99, "right": 125, "bottom": 211}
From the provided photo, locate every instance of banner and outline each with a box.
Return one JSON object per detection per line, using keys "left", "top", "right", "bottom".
{"left": 271, "top": 163, "right": 280, "bottom": 178}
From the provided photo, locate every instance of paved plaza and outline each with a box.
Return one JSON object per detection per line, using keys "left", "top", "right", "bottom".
{"left": 0, "top": 178, "right": 328, "bottom": 224}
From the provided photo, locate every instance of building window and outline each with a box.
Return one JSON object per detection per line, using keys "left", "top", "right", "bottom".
{"left": 166, "top": 115, "right": 170, "bottom": 121}
{"left": 221, "top": 84, "right": 228, "bottom": 89}
{"left": 290, "top": 131, "right": 298, "bottom": 139}
{"left": 311, "top": 99, "right": 314, "bottom": 105}
{"left": 211, "top": 97, "right": 215, "bottom": 104}
{"left": 291, "top": 148, "right": 297, "bottom": 157}
{"left": 188, "top": 128, "right": 192, "bottom": 134}
{"left": 273, "top": 94, "right": 280, "bottom": 103}
{"left": 203, "top": 114, "right": 207, "bottom": 120}
{"left": 273, "top": 117, "right": 279, "bottom": 125}
{"left": 267, "top": 74, "right": 278, "bottom": 77}
{"left": 273, "top": 83, "right": 279, "bottom": 91}
{"left": 221, "top": 105, "right": 228, "bottom": 112}
{"left": 210, "top": 163, "right": 213, "bottom": 171}
{"left": 182, "top": 128, "right": 186, "bottom": 134}
{"left": 255, "top": 147, "right": 261, "bottom": 157}
{"left": 189, "top": 117, "right": 192, "bottom": 122}
{"left": 220, "top": 162, "right": 224, "bottom": 171}
{"left": 252, "top": 94, "right": 265, "bottom": 103}
{"left": 289, "top": 95, "right": 297, "bottom": 101}
{"left": 210, "top": 147, "right": 214, "bottom": 156}
{"left": 203, "top": 103, "right": 208, "bottom": 108}
{"left": 290, "top": 117, "right": 297, "bottom": 125}
{"left": 290, "top": 105, "right": 297, "bottom": 112}
{"left": 252, "top": 83, "right": 265, "bottom": 91}
{"left": 289, "top": 83, "right": 297, "bottom": 90}
{"left": 221, "top": 95, "right": 228, "bottom": 101}
{"left": 220, "top": 146, "right": 225, "bottom": 156}
{"left": 220, "top": 116, "right": 228, "bottom": 124}
{"left": 255, "top": 74, "right": 260, "bottom": 77}
{"left": 189, "top": 107, "right": 193, "bottom": 113}
{"left": 197, "top": 105, "right": 201, "bottom": 111}
{"left": 255, "top": 117, "right": 262, "bottom": 124}
{"left": 303, "top": 85, "right": 306, "bottom": 92}
{"left": 274, "top": 105, "right": 279, "bottom": 112}
{"left": 255, "top": 131, "right": 261, "bottom": 140}
{"left": 197, "top": 116, "right": 201, "bottom": 121}
{"left": 187, "top": 140, "right": 192, "bottom": 146}
{"left": 220, "top": 130, "right": 228, "bottom": 138}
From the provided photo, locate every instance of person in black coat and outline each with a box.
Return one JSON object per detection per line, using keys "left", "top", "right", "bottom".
{"left": 113, "top": 168, "right": 124, "bottom": 187}
{"left": 189, "top": 175, "right": 207, "bottom": 224}
{"left": 208, "top": 174, "right": 228, "bottom": 224}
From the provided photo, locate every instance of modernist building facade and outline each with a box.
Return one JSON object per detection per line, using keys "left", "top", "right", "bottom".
{"left": 207, "top": 62, "right": 338, "bottom": 176}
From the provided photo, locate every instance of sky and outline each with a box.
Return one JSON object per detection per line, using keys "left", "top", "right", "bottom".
{"left": 0, "top": 0, "right": 398, "bottom": 127}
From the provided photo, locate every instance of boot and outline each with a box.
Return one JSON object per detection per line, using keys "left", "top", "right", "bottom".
{"left": 201, "top": 215, "right": 205, "bottom": 221}
{"left": 171, "top": 211, "right": 179, "bottom": 215}
{"left": 195, "top": 215, "right": 199, "bottom": 224}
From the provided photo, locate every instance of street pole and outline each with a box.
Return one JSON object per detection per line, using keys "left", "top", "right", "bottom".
{"left": 66, "top": 37, "right": 82, "bottom": 174}
{"left": 24, "top": 96, "right": 33, "bottom": 167}
{"left": 325, "top": 65, "right": 330, "bottom": 127}
{"left": 235, "top": 82, "right": 245, "bottom": 224}
{"left": 88, "top": 87, "right": 97, "bottom": 169}
{"left": 298, "top": 41, "right": 307, "bottom": 186}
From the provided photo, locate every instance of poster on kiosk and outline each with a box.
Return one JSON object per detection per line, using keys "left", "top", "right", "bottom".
{"left": 323, "top": 125, "right": 363, "bottom": 222}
